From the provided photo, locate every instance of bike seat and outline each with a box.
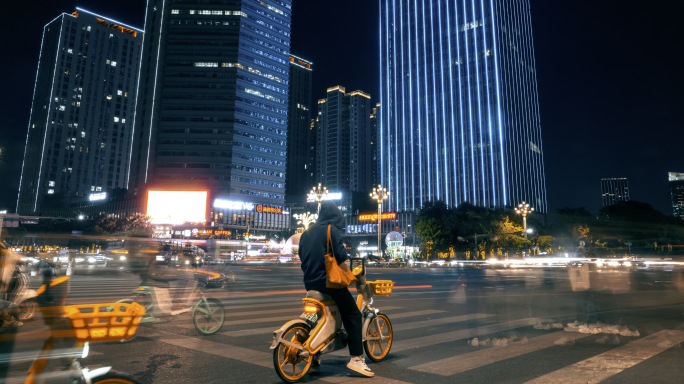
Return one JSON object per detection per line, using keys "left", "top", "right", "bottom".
{"left": 305, "top": 290, "right": 332, "bottom": 302}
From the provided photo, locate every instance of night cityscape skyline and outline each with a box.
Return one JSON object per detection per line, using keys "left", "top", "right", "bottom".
{"left": 1, "top": 0, "right": 682, "bottom": 217}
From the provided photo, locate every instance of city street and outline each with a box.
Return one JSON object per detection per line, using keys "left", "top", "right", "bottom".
{"left": 4, "top": 264, "right": 684, "bottom": 383}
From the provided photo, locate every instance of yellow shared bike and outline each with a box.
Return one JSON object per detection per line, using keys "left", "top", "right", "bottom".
{"left": 271, "top": 257, "right": 394, "bottom": 383}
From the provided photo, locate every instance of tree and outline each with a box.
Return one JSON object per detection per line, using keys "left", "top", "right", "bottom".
{"left": 416, "top": 201, "right": 450, "bottom": 260}
{"left": 94, "top": 212, "right": 153, "bottom": 237}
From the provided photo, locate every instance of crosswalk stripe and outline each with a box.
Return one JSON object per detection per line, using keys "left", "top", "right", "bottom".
{"left": 174, "top": 306, "right": 405, "bottom": 329}
{"left": 160, "top": 336, "right": 413, "bottom": 383}
{"left": 524, "top": 329, "right": 684, "bottom": 384}
{"left": 393, "top": 313, "right": 495, "bottom": 332}
{"left": 409, "top": 331, "right": 591, "bottom": 375}
{"left": 391, "top": 317, "right": 539, "bottom": 353}
{"left": 220, "top": 310, "right": 446, "bottom": 337}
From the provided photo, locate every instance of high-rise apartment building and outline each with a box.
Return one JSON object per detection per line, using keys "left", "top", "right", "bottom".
{"left": 130, "top": 0, "right": 292, "bottom": 234}
{"left": 285, "top": 55, "right": 314, "bottom": 206}
{"left": 668, "top": 172, "right": 684, "bottom": 218}
{"left": 16, "top": 8, "right": 143, "bottom": 215}
{"left": 315, "top": 86, "right": 372, "bottom": 195}
{"left": 600, "top": 177, "right": 630, "bottom": 207}
{"left": 379, "top": 0, "right": 547, "bottom": 214}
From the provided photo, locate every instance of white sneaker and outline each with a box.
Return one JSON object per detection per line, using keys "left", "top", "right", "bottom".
{"left": 347, "top": 356, "right": 374, "bottom": 377}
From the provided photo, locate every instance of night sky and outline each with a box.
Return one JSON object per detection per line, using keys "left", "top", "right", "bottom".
{"left": 1, "top": 1, "right": 682, "bottom": 216}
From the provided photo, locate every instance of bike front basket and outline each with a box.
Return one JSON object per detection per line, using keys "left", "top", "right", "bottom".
{"left": 63, "top": 302, "right": 145, "bottom": 342}
{"left": 367, "top": 280, "right": 394, "bottom": 296}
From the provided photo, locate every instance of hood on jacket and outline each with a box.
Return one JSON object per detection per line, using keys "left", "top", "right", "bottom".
{"left": 315, "top": 201, "right": 345, "bottom": 231}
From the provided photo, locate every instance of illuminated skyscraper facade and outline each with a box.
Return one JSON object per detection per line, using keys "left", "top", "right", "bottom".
{"left": 600, "top": 177, "right": 630, "bottom": 207}
{"left": 316, "top": 86, "right": 372, "bottom": 195}
{"left": 130, "top": 0, "right": 292, "bottom": 212}
{"left": 668, "top": 172, "right": 684, "bottom": 218}
{"left": 379, "top": 0, "right": 547, "bottom": 213}
{"left": 17, "top": 8, "right": 143, "bottom": 215}
{"left": 285, "top": 55, "right": 314, "bottom": 206}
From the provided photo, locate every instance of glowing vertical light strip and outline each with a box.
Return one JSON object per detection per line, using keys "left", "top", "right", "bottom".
{"left": 126, "top": 0, "right": 150, "bottom": 190}
{"left": 445, "top": 0, "right": 458, "bottom": 206}
{"left": 18, "top": 14, "right": 62, "bottom": 212}
{"left": 391, "top": 0, "right": 399, "bottom": 211}
{"left": 419, "top": 0, "right": 428, "bottom": 209}
{"left": 144, "top": 0, "right": 168, "bottom": 183}
{"left": 34, "top": 15, "right": 68, "bottom": 212}
{"left": 427, "top": 0, "right": 437, "bottom": 201}
{"left": 379, "top": 0, "right": 385, "bottom": 203}
{"left": 470, "top": 0, "right": 486, "bottom": 206}
{"left": 525, "top": 1, "right": 547, "bottom": 211}
{"left": 480, "top": 0, "right": 496, "bottom": 206}
{"left": 436, "top": 0, "right": 448, "bottom": 203}
{"left": 399, "top": 0, "right": 406, "bottom": 212}
{"left": 463, "top": 0, "right": 476, "bottom": 205}
{"left": 407, "top": 0, "right": 416, "bottom": 211}
{"left": 413, "top": 0, "right": 422, "bottom": 211}
{"left": 455, "top": 1, "right": 467, "bottom": 203}
{"left": 490, "top": 0, "right": 507, "bottom": 206}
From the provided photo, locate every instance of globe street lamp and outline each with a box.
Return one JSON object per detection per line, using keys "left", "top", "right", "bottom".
{"left": 370, "top": 184, "right": 389, "bottom": 258}
{"left": 308, "top": 183, "right": 328, "bottom": 213}
{"left": 515, "top": 201, "right": 534, "bottom": 239}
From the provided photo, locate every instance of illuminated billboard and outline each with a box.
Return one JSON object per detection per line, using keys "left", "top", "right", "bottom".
{"left": 147, "top": 190, "right": 207, "bottom": 224}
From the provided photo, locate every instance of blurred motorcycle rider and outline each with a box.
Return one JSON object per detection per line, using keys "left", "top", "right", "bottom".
{"left": 298, "top": 201, "right": 374, "bottom": 377}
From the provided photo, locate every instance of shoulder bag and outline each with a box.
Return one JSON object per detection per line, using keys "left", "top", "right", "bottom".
{"left": 324, "top": 224, "right": 355, "bottom": 289}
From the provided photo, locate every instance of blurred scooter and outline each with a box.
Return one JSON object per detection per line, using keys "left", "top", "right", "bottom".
{"left": 5, "top": 266, "right": 38, "bottom": 321}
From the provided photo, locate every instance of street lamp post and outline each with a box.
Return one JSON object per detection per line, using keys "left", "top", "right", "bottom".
{"left": 515, "top": 201, "right": 534, "bottom": 239}
{"left": 308, "top": 183, "right": 328, "bottom": 213}
{"left": 370, "top": 184, "right": 389, "bottom": 258}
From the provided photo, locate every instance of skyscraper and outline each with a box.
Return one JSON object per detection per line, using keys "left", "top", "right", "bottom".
{"left": 16, "top": 8, "right": 143, "bottom": 215}
{"left": 129, "top": 0, "right": 292, "bottom": 232}
{"left": 379, "top": 0, "right": 547, "bottom": 214}
{"left": 285, "top": 55, "right": 314, "bottom": 206}
{"left": 316, "top": 86, "right": 372, "bottom": 195}
{"left": 600, "top": 177, "right": 630, "bottom": 207}
{"left": 668, "top": 172, "right": 684, "bottom": 218}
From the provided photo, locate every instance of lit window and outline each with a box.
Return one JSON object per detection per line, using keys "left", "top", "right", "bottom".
{"left": 48, "top": 181, "right": 55, "bottom": 187}
{"left": 47, "top": 189, "right": 54, "bottom": 194}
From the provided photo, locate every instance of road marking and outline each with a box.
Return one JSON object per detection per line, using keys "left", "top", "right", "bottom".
{"left": 409, "top": 331, "right": 590, "bottom": 375}
{"left": 391, "top": 317, "right": 539, "bottom": 353}
{"left": 524, "top": 330, "right": 684, "bottom": 384}
{"left": 393, "top": 313, "right": 495, "bottom": 332}
{"left": 174, "top": 306, "right": 405, "bottom": 329}
{"left": 222, "top": 309, "right": 446, "bottom": 337}
{"left": 160, "top": 336, "right": 412, "bottom": 383}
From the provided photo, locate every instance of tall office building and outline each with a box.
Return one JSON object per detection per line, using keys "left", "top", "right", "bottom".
{"left": 600, "top": 177, "right": 630, "bottom": 207}
{"left": 668, "top": 172, "right": 684, "bottom": 218}
{"left": 379, "top": 0, "right": 547, "bottom": 214}
{"left": 130, "top": 0, "right": 292, "bottom": 233}
{"left": 316, "top": 86, "right": 372, "bottom": 195}
{"left": 16, "top": 8, "right": 143, "bottom": 215}
{"left": 285, "top": 55, "right": 314, "bottom": 206}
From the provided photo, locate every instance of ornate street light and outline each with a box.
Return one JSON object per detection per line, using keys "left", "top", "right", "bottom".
{"left": 515, "top": 201, "right": 534, "bottom": 239}
{"left": 293, "top": 211, "right": 317, "bottom": 230}
{"left": 307, "top": 183, "right": 328, "bottom": 213}
{"left": 370, "top": 184, "right": 389, "bottom": 258}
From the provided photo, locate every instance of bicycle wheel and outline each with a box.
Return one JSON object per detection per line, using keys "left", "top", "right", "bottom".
{"left": 363, "top": 313, "right": 393, "bottom": 362}
{"left": 91, "top": 370, "right": 141, "bottom": 384}
{"left": 272, "top": 323, "right": 312, "bottom": 383}
{"left": 18, "top": 299, "right": 37, "bottom": 321}
{"left": 192, "top": 297, "right": 224, "bottom": 335}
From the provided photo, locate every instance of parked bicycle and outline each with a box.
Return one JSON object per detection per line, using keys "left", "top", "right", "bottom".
{"left": 117, "top": 271, "right": 225, "bottom": 338}
{"left": 21, "top": 265, "right": 144, "bottom": 383}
